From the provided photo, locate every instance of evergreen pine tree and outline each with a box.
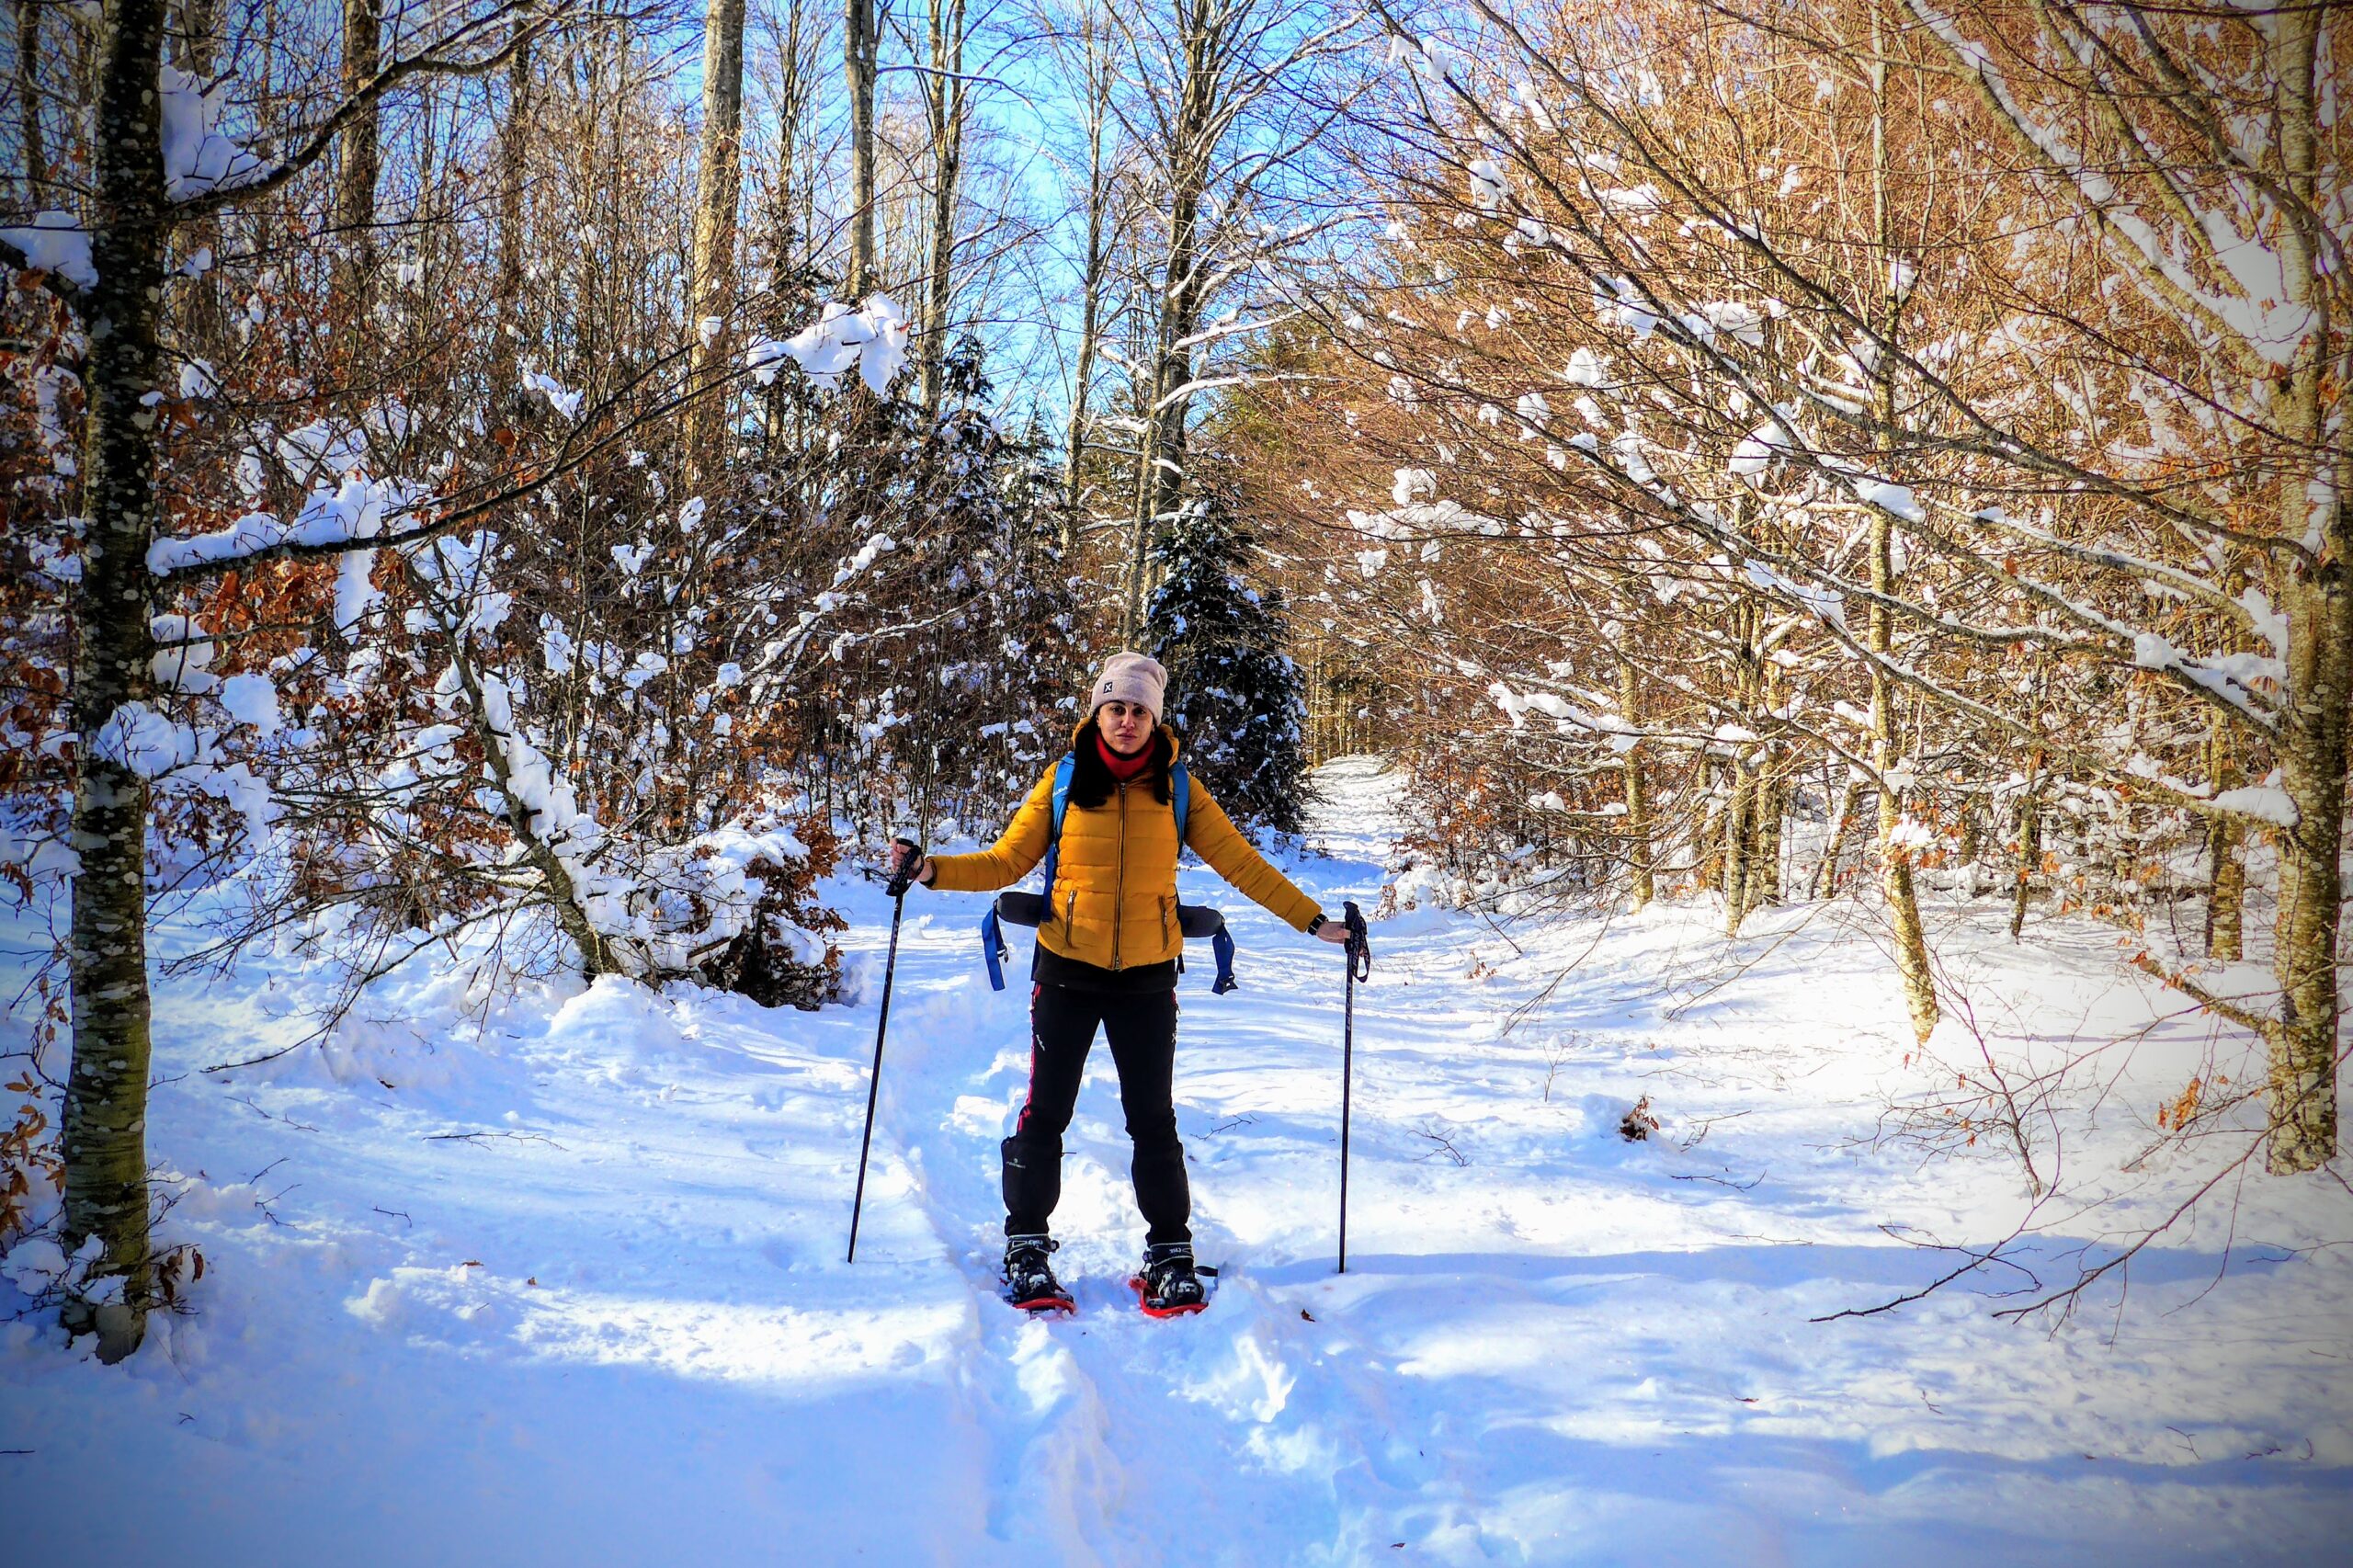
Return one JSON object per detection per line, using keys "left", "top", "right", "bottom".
{"left": 1145, "top": 488, "right": 1311, "bottom": 837}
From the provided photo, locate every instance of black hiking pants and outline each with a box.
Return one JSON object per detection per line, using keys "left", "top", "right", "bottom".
{"left": 1003, "top": 983, "right": 1188, "bottom": 1246}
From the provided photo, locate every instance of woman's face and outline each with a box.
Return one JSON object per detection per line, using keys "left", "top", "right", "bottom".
{"left": 1097, "top": 699, "right": 1154, "bottom": 756}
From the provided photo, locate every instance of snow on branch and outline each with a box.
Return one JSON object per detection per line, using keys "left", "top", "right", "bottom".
{"left": 746, "top": 295, "right": 910, "bottom": 397}
{"left": 162, "top": 66, "right": 270, "bottom": 200}
{"left": 1902, "top": 0, "right": 2319, "bottom": 369}
{"left": 148, "top": 477, "right": 429, "bottom": 600}
{"left": 0, "top": 212, "right": 96, "bottom": 290}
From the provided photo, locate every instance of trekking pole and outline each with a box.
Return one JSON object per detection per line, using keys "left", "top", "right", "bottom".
{"left": 1337, "top": 899, "right": 1370, "bottom": 1274}
{"left": 847, "top": 836, "right": 922, "bottom": 1263}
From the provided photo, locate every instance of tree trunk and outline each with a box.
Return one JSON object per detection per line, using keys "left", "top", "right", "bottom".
{"left": 1060, "top": 5, "right": 1114, "bottom": 535}
{"left": 2009, "top": 753, "right": 2041, "bottom": 942}
{"left": 917, "top": 0, "right": 964, "bottom": 412}
{"left": 19, "top": 0, "right": 49, "bottom": 201}
{"left": 1813, "top": 773, "right": 1859, "bottom": 901}
{"left": 488, "top": 32, "right": 534, "bottom": 406}
{"left": 1722, "top": 753, "right": 1755, "bottom": 935}
{"left": 2259, "top": 1, "right": 2347, "bottom": 1175}
{"left": 1871, "top": 541, "right": 1937, "bottom": 1043}
{"left": 2204, "top": 722, "right": 2245, "bottom": 961}
{"left": 843, "top": 0, "right": 878, "bottom": 297}
{"left": 1620, "top": 653, "right": 1653, "bottom": 909}
{"left": 1868, "top": 7, "right": 1938, "bottom": 1043}
{"left": 685, "top": 0, "right": 748, "bottom": 484}
{"left": 168, "top": 0, "right": 225, "bottom": 353}
{"left": 333, "top": 0, "right": 381, "bottom": 322}
{"left": 1696, "top": 764, "right": 1726, "bottom": 895}
{"left": 1756, "top": 767, "right": 1784, "bottom": 907}
{"left": 1122, "top": 0, "right": 1219, "bottom": 641}
{"left": 62, "top": 0, "right": 173, "bottom": 1365}
{"left": 433, "top": 612, "right": 620, "bottom": 978}
{"left": 2268, "top": 532, "right": 2349, "bottom": 1174}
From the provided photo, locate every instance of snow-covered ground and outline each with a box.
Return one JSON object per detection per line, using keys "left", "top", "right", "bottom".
{"left": 6, "top": 757, "right": 2348, "bottom": 1563}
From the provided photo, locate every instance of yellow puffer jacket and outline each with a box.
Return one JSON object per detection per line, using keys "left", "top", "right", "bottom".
{"left": 926, "top": 732, "right": 1322, "bottom": 971}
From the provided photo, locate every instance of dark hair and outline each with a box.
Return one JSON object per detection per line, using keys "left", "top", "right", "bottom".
{"left": 1068, "top": 713, "right": 1174, "bottom": 810}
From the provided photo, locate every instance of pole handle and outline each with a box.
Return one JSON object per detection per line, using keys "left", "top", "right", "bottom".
{"left": 885, "top": 835, "right": 924, "bottom": 900}
{"left": 1342, "top": 899, "right": 1370, "bottom": 982}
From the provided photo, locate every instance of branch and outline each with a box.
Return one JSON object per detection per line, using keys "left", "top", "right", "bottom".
{"left": 0, "top": 233, "right": 85, "bottom": 306}
{"left": 171, "top": 6, "right": 581, "bottom": 219}
{"left": 2129, "top": 954, "right": 2279, "bottom": 1045}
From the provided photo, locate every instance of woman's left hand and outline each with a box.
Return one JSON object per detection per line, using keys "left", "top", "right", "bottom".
{"left": 1314, "top": 919, "right": 1350, "bottom": 944}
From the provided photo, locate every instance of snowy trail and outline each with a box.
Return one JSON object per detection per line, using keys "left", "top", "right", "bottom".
{"left": 7, "top": 758, "right": 2351, "bottom": 1563}
{"left": 854, "top": 763, "right": 1470, "bottom": 1561}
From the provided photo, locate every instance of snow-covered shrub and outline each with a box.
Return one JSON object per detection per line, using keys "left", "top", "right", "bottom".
{"left": 691, "top": 814, "right": 848, "bottom": 1010}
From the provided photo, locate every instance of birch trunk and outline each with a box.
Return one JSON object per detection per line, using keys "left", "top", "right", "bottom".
{"left": 1870, "top": 535, "right": 1938, "bottom": 1044}
{"left": 1722, "top": 754, "right": 1755, "bottom": 935}
{"left": 62, "top": 0, "right": 172, "bottom": 1364}
{"left": 2268, "top": 518, "right": 2348, "bottom": 1173}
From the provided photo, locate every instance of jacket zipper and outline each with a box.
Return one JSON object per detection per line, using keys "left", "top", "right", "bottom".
{"left": 1111, "top": 782, "right": 1128, "bottom": 969}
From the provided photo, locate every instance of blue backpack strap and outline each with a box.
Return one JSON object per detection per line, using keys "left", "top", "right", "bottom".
{"left": 982, "top": 902, "right": 1008, "bottom": 991}
{"left": 1168, "top": 763, "right": 1237, "bottom": 993}
{"left": 1039, "top": 754, "right": 1077, "bottom": 903}
{"left": 983, "top": 755, "right": 1077, "bottom": 991}
{"left": 1211, "top": 921, "right": 1237, "bottom": 994}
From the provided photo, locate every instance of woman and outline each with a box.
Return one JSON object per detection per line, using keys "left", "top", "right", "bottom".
{"left": 892, "top": 652, "right": 1351, "bottom": 1315}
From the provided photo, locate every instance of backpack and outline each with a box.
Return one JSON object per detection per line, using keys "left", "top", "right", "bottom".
{"left": 980, "top": 754, "right": 1237, "bottom": 994}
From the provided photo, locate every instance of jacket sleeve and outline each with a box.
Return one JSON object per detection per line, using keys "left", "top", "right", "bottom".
{"left": 926, "top": 767, "right": 1057, "bottom": 893}
{"left": 1185, "top": 779, "right": 1323, "bottom": 932}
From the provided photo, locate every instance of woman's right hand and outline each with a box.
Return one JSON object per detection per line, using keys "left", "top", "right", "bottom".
{"left": 887, "top": 840, "right": 933, "bottom": 888}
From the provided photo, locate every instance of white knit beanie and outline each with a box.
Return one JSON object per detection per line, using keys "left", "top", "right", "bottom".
{"left": 1087, "top": 652, "right": 1167, "bottom": 722}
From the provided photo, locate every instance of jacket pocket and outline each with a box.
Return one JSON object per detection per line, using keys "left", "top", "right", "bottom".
{"left": 1161, "top": 894, "right": 1176, "bottom": 946}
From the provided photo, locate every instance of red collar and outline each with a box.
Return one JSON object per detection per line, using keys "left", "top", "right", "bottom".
{"left": 1096, "top": 732, "right": 1154, "bottom": 781}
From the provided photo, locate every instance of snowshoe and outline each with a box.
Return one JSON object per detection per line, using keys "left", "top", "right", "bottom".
{"left": 1001, "top": 1234, "right": 1074, "bottom": 1315}
{"left": 1130, "top": 1242, "right": 1209, "bottom": 1318}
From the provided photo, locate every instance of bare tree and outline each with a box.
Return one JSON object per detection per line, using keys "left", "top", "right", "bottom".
{"left": 1104, "top": 0, "right": 1365, "bottom": 638}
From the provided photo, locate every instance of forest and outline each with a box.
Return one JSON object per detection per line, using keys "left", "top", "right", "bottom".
{"left": 1, "top": 0, "right": 2347, "bottom": 1558}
